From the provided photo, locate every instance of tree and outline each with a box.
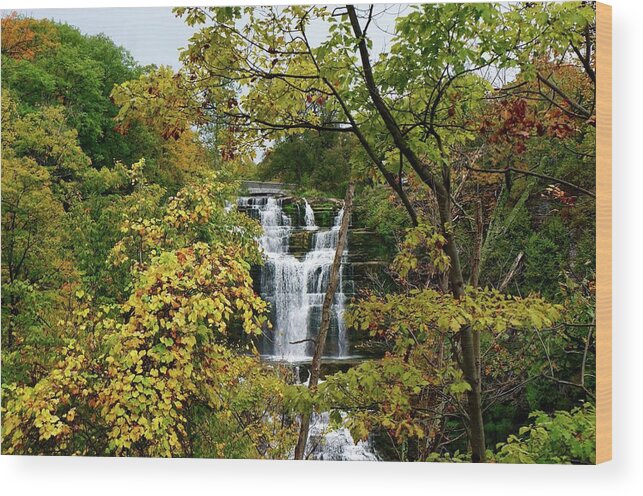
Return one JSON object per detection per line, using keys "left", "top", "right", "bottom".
{"left": 7, "top": 101, "right": 92, "bottom": 196}
{"left": 2, "top": 166, "right": 297, "bottom": 457}
{"left": 1, "top": 156, "right": 69, "bottom": 349}
{"left": 1, "top": 93, "right": 79, "bottom": 350}
{"left": 1, "top": 13, "right": 58, "bottom": 61}
{"left": 256, "top": 130, "right": 354, "bottom": 197}
{"left": 110, "top": 2, "right": 596, "bottom": 462}
{"left": 492, "top": 403, "right": 596, "bottom": 464}
{"left": 308, "top": 224, "right": 561, "bottom": 460}
{"left": 1, "top": 14, "right": 158, "bottom": 168}
{"left": 2, "top": 14, "right": 308, "bottom": 459}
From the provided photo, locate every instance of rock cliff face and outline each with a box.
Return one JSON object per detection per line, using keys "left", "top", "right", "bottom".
{"left": 281, "top": 197, "right": 394, "bottom": 285}
{"left": 240, "top": 196, "right": 393, "bottom": 279}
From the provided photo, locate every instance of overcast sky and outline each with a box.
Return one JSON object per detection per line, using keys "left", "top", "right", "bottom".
{"left": 6, "top": 7, "right": 198, "bottom": 68}
{"left": 6, "top": 5, "right": 409, "bottom": 69}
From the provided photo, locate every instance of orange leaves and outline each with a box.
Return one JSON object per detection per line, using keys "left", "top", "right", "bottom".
{"left": 1, "top": 13, "right": 35, "bottom": 60}
{"left": 1, "top": 13, "right": 59, "bottom": 60}
{"left": 544, "top": 107, "right": 576, "bottom": 139}
{"left": 2, "top": 13, "right": 44, "bottom": 60}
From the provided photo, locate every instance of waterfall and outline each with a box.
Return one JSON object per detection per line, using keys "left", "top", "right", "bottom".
{"left": 306, "top": 412, "right": 379, "bottom": 461}
{"left": 303, "top": 198, "right": 316, "bottom": 230}
{"left": 293, "top": 369, "right": 379, "bottom": 461}
{"left": 239, "top": 195, "right": 377, "bottom": 461}
{"left": 237, "top": 196, "right": 350, "bottom": 361}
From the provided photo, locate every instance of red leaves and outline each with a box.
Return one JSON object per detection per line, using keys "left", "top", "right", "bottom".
{"left": 161, "top": 125, "right": 184, "bottom": 141}
{"left": 113, "top": 123, "right": 131, "bottom": 136}
{"left": 543, "top": 184, "right": 577, "bottom": 208}
{"left": 305, "top": 93, "right": 327, "bottom": 107}
{"left": 481, "top": 97, "right": 579, "bottom": 158}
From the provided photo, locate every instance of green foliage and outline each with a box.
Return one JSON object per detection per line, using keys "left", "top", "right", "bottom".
{"left": 479, "top": 187, "right": 533, "bottom": 288}
{"left": 256, "top": 131, "right": 354, "bottom": 197}
{"left": 1, "top": 93, "right": 79, "bottom": 353}
{"left": 353, "top": 185, "right": 411, "bottom": 244}
{"left": 1, "top": 155, "right": 69, "bottom": 285}
{"left": 349, "top": 286, "right": 561, "bottom": 341}
{"left": 427, "top": 404, "right": 595, "bottom": 464}
{"left": 393, "top": 224, "right": 451, "bottom": 280}
{"left": 316, "top": 357, "right": 430, "bottom": 443}
{"left": 523, "top": 217, "right": 569, "bottom": 299}
{"left": 310, "top": 283, "right": 563, "bottom": 458}
{"left": 2, "top": 16, "right": 154, "bottom": 167}
{"left": 492, "top": 403, "right": 596, "bottom": 464}
{"left": 4, "top": 99, "right": 92, "bottom": 203}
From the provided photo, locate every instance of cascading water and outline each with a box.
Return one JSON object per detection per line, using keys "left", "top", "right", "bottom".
{"left": 238, "top": 195, "right": 350, "bottom": 361}
{"left": 238, "top": 195, "right": 377, "bottom": 460}
{"left": 294, "top": 368, "right": 379, "bottom": 461}
{"left": 302, "top": 412, "right": 377, "bottom": 461}
{"left": 303, "top": 198, "right": 316, "bottom": 230}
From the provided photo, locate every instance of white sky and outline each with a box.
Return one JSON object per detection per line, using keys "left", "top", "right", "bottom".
{"left": 4, "top": 4, "right": 409, "bottom": 69}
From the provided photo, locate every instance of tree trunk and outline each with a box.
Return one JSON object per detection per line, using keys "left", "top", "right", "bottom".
{"left": 499, "top": 251, "right": 524, "bottom": 292}
{"left": 470, "top": 201, "right": 484, "bottom": 287}
{"left": 470, "top": 200, "right": 483, "bottom": 401}
{"left": 294, "top": 182, "right": 355, "bottom": 460}
{"left": 346, "top": 5, "right": 486, "bottom": 461}
{"left": 434, "top": 185, "right": 486, "bottom": 462}
{"left": 6, "top": 293, "right": 19, "bottom": 349}
{"left": 460, "top": 326, "right": 486, "bottom": 462}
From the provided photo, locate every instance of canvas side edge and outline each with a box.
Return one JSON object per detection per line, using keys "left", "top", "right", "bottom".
{"left": 595, "top": 0, "right": 612, "bottom": 465}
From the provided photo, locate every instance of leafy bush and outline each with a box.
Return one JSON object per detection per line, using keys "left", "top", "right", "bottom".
{"left": 492, "top": 403, "right": 596, "bottom": 464}
{"left": 523, "top": 216, "right": 569, "bottom": 299}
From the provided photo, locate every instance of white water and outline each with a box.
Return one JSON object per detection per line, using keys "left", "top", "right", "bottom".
{"left": 303, "top": 198, "right": 317, "bottom": 230}
{"left": 238, "top": 196, "right": 349, "bottom": 361}
{"left": 294, "top": 368, "right": 379, "bottom": 461}
{"left": 307, "top": 412, "right": 379, "bottom": 461}
{"left": 238, "top": 196, "right": 377, "bottom": 461}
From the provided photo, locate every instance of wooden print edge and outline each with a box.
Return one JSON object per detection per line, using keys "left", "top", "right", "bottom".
{"left": 596, "top": 1, "right": 612, "bottom": 464}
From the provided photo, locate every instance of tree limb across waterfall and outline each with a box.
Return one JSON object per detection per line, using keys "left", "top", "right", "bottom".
{"left": 294, "top": 182, "right": 355, "bottom": 460}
